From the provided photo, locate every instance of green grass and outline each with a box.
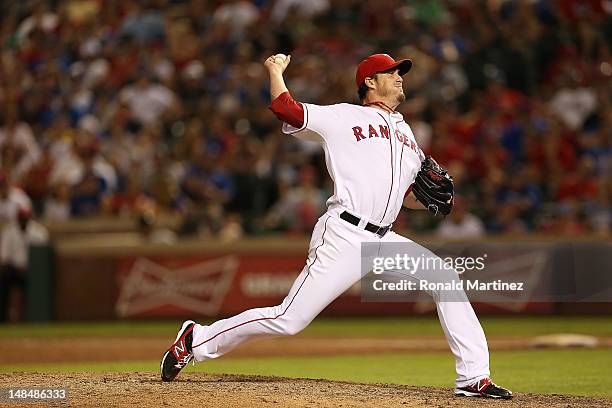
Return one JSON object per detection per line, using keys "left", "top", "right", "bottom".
{"left": 2, "top": 316, "right": 611, "bottom": 398}
{"left": 2, "top": 349, "right": 611, "bottom": 398}
{"left": 301, "top": 315, "right": 612, "bottom": 337}
{"left": 0, "top": 320, "right": 180, "bottom": 338}
{"left": 1, "top": 315, "right": 612, "bottom": 338}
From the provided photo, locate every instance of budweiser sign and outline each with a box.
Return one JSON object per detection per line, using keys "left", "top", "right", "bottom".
{"left": 116, "top": 256, "right": 239, "bottom": 317}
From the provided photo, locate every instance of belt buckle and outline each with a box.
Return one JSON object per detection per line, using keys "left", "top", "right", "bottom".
{"left": 378, "top": 224, "right": 391, "bottom": 237}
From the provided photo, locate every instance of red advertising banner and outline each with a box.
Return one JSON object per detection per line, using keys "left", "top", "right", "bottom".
{"left": 114, "top": 253, "right": 553, "bottom": 319}
{"left": 55, "top": 239, "right": 612, "bottom": 320}
{"left": 115, "top": 254, "right": 369, "bottom": 318}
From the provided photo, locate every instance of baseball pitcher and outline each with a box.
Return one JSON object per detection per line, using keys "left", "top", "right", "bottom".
{"left": 160, "top": 53, "right": 512, "bottom": 399}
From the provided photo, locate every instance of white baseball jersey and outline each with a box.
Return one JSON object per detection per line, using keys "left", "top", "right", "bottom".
{"left": 283, "top": 103, "right": 425, "bottom": 226}
{"left": 189, "top": 101, "right": 491, "bottom": 389}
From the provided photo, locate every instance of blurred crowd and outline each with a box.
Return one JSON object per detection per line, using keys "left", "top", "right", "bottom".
{"left": 0, "top": 0, "right": 610, "bottom": 239}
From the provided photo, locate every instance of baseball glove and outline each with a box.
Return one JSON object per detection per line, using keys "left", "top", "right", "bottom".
{"left": 412, "top": 156, "right": 454, "bottom": 216}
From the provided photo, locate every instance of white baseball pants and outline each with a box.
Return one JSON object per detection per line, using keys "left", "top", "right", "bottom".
{"left": 191, "top": 211, "right": 490, "bottom": 387}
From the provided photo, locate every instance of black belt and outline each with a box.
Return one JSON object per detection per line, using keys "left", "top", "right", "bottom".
{"left": 340, "top": 211, "right": 391, "bottom": 237}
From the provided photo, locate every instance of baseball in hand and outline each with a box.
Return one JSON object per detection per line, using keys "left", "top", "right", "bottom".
{"left": 274, "top": 54, "right": 287, "bottom": 63}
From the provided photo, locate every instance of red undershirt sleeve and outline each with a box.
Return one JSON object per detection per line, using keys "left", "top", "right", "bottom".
{"left": 268, "top": 91, "right": 304, "bottom": 128}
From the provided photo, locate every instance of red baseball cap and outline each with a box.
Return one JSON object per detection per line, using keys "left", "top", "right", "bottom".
{"left": 355, "top": 54, "right": 413, "bottom": 88}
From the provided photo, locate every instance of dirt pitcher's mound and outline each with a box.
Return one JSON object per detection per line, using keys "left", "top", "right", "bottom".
{"left": 1, "top": 373, "right": 611, "bottom": 408}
